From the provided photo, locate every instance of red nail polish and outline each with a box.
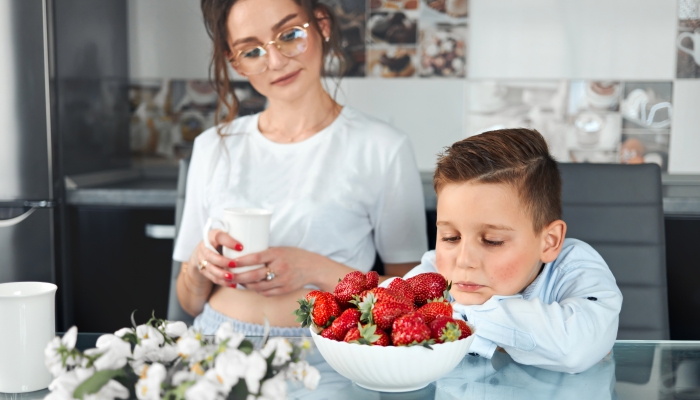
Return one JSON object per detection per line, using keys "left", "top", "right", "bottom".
{"left": 234, "top": 243, "right": 243, "bottom": 251}
{"left": 228, "top": 261, "right": 237, "bottom": 268}
{"left": 229, "top": 283, "right": 236, "bottom": 288}
{"left": 224, "top": 272, "right": 232, "bottom": 280}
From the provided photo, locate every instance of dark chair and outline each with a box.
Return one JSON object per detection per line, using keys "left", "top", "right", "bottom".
{"left": 559, "top": 163, "right": 669, "bottom": 340}
{"left": 167, "top": 159, "right": 194, "bottom": 325}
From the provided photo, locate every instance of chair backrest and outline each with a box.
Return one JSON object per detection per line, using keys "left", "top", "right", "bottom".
{"left": 559, "top": 163, "right": 669, "bottom": 340}
{"left": 167, "top": 158, "right": 195, "bottom": 325}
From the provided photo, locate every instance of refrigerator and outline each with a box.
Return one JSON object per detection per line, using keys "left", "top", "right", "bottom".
{"left": 0, "top": 0, "right": 57, "bottom": 285}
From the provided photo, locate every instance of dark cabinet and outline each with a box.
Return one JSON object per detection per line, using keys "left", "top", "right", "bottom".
{"left": 665, "top": 216, "right": 700, "bottom": 340}
{"left": 67, "top": 206, "right": 174, "bottom": 332}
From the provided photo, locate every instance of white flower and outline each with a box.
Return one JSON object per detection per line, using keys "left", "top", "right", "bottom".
{"left": 258, "top": 375, "right": 287, "bottom": 400}
{"left": 44, "top": 328, "right": 83, "bottom": 377}
{"left": 261, "top": 338, "right": 292, "bottom": 367}
{"left": 136, "top": 325, "right": 164, "bottom": 347}
{"left": 135, "top": 363, "right": 166, "bottom": 400}
{"left": 163, "top": 321, "right": 188, "bottom": 338}
{"left": 46, "top": 367, "right": 95, "bottom": 400}
{"left": 172, "top": 370, "right": 197, "bottom": 386}
{"left": 159, "top": 343, "right": 179, "bottom": 363}
{"left": 177, "top": 330, "right": 204, "bottom": 360}
{"left": 287, "top": 361, "right": 320, "bottom": 390}
{"left": 62, "top": 326, "right": 78, "bottom": 350}
{"left": 45, "top": 337, "right": 66, "bottom": 377}
{"left": 213, "top": 348, "right": 248, "bottom": 389}
{"left": 244, "top": 351, "right": 267, "bottom": 395}
{"left": 133, "top": 343, "right": 160, "bottom": 363}
{"left": 84, "top": 379, "right": 130, "bottom": 400}
{"left": 184, "top": 375, "right": 220, "bottom": 400}
{"left": 215, "top": 322, "right": 245, "bottom": 349}
{"left": 302, "top": 365, "right": 320, "bottom": 390}
{"left": 114, "top": 328, "right": 133, "bottom": 338}
{"left": 88, "top": 334, "right": 131, "bottom": 370}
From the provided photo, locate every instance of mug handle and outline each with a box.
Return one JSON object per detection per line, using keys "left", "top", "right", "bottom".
{"left": 677, "top": 32, "right": 694, "bottom": 55}
{"left": 203, "top": 217, "right": 229, "bottom": 252}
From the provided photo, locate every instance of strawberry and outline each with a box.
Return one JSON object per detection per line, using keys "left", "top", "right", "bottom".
{"left": 335, "top": 271, "right": 375, "bottom": 308}
{"left": 454, "top": 319, "right": 472, "bottom": 339}
{"left": 391, "top": 312, "right": 434, "bottom": 347}
{"left": 344, "top": 323, "right": 390, "bottom": 346}
{"left": 387, "top": 278, "right": 415, "bottom": 305}
{"left": 320, "top": 326, "right": 340, "bottom": 341}
{"left": 294, "top": 291, "right": 341, "bottom": 329}
{"left": 364, "top": 287, "right": 412, "bottom": 307}
{"left": 406, "top": 272, "right": 450, "bottom": 306}
{"left": 305, "top": 290, "right": 324, "bottom": 302}
{"left": 429, "top": 315, "right": 462, "bottom": 343}
{"left": 370, "top": 300, "right": 413, "bottom": 331}
{"left": 365, "top": 271, "right": 379, "bottom": 289}
{"left": 330, "top": 308, "right": 361, "bottom": 339}
{"left": 356, "top": 289, "right": 413, "bottom": 331}
{"left": 417, "top": 300, "right": 453, "bottom": 325}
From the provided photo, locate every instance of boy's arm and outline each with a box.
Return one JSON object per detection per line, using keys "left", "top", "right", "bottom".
{"left": 460, "top": 263, "right": 622, "bottom": 374}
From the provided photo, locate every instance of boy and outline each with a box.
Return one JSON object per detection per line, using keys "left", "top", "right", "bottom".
{"left": 401, "top": 128, "right": 622, "bottom": 374}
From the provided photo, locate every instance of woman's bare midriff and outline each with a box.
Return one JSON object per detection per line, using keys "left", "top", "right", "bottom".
{"left": 208, "top": 285, "right": 313, "bottom": 327}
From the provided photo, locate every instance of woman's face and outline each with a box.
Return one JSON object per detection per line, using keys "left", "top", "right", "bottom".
{"left": 226, "top": 0, "right": 329, "bottom": 102}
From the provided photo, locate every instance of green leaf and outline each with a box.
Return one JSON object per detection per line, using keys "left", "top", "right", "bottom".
{"left": 73, "top": 369, "right": 125, "bottom": 400}
{"left": 130, "top": 310, "right": 138, "bottom": 329}
{"left": 227, "top": 379, "right": 248, "bottom": 400}
{"left": 238, "top": 340, "right": 254, "bottom": 355}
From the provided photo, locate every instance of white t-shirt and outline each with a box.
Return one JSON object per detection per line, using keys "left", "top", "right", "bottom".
{"left": 172, "top": 106, "right": 428, "bottom": 271}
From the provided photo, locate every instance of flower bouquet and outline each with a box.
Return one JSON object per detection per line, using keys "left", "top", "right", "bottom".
{"left": 44, "top": 313, "right": 319, "bottom": 400}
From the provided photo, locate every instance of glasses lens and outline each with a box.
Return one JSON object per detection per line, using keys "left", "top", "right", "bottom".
{"left": 236, "top": 46, "right": 268, "bottom": 74}
{"left": 277, "top": 27, "right": 308, "bottom": 57}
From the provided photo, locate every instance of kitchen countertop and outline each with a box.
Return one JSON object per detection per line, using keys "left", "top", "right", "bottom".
{"left": 66, "top": 168, "right": 700, "bottom": 215}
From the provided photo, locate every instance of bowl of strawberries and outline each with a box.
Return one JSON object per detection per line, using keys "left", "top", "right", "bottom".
{"left": 294, "top": 271, "right": 475, "bottom": 392}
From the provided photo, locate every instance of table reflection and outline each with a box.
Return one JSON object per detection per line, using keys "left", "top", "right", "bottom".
{"left": 2, "top": 339, "right": 700, "bottom": 400}
{"left": 289, "top": 341, "right": 700, "bottom": 400}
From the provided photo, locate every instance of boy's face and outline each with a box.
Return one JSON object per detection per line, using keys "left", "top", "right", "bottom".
{"left": 435, "top": 181, "right": 564, "bottom": 305}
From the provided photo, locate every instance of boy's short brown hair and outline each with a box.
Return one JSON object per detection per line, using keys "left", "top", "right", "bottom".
{"left": 434, "top": 128, "right": 562, "bottom": 233}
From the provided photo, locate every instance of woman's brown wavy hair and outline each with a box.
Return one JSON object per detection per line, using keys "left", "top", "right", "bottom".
{"left": 200, "top": 0, "right": 346, "bottom": 135}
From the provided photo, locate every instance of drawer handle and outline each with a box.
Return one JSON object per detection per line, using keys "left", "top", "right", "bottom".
{"left": 0, "top": 208, "right": 36, "bottom": 228}
{"left": 145, "top": 224, "right": 175, "bottom": 239}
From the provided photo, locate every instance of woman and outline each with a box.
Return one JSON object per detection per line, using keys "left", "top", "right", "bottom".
{"left": 174, "top": 0, "right": 427, "bottom": 335}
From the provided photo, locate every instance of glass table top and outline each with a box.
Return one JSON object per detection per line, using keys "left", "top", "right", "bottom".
{"left": 2, "top": 336, "right": 700, "bottom": 399}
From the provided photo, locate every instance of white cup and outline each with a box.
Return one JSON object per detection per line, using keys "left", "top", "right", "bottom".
{"left": 678, "top": 31, "right": 700, "bottom": 66}
{"left": 203, "top": 208, "right": 272, "bottom": 273}
{"left": 0, "top": 282, "right": 56, "bottom": 393}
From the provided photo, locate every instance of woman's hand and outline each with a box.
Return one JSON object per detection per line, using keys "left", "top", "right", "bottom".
{"left": 187, "top": 229, "right": 243, "bottom": 287}
{"left": 231, "top": 247, "right": 351, "bottom": 296}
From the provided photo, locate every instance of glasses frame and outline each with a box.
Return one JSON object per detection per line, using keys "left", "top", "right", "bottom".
{"left": 229, "top": 22, "right": 311, "bottom": 75}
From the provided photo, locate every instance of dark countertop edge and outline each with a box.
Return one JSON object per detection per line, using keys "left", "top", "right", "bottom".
{"left": 65, "top": 170, "right": 700, "bottom": 214}
{"left": 66, "top": 189, "right": 176, "bottom": 208}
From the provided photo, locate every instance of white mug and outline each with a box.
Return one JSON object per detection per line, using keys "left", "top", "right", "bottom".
{"left": 0, "top": 282, "right": 56, "bottom": 393}
{"left": 677, "top": 31, "right": 700, "bottom": 66}
{"left": 203, "top": 208, "right": 272, "bottom": 273}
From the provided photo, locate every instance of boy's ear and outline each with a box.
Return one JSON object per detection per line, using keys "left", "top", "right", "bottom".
{"left": 540, "top": 219, "right": 567, "bottom": 264}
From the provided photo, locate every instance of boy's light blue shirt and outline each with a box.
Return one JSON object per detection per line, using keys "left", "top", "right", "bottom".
{"left": 394, "top": 238, "right": 623, "bottom": 374}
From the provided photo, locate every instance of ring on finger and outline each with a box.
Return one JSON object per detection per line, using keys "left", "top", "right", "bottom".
{"left": 265, "top": 267, "right": 275, "bottom": 281}
{"left": 198, "top": 260, "right": 208, "bottom": 272}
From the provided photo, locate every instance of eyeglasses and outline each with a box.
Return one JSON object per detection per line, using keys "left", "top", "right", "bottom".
{"left": 229, "top": 23, "right": 310, "bottom": 75}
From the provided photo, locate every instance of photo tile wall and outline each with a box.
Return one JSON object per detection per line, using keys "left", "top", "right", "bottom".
{"left": 128, "top": 0, "right": 698, "bottom": 170}
{"left": 466, "top": 80, "right": 674, "bottom": 171}
{"left": 678, "top": 0, "right": 700, "bottom": 78}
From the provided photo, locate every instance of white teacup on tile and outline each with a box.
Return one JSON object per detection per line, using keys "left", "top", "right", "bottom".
{"left": 678, "top": 30, "right": 700, "bottom": 66}
{"left": 0, "top": 282, "right": 56, "bottom": 393}
{"left": 203, "top": 208, "right": 272, "bottom": 273}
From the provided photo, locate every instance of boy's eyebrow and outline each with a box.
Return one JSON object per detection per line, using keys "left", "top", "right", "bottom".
{"left": 480, "top": 224, "right": 515, "bottom": 231}
{"left": 230, "top": 13, "right": 298, "bottom": 47}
